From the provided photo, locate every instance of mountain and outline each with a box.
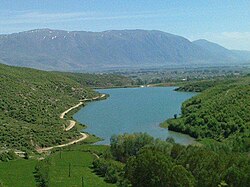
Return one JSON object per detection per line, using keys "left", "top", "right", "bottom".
{"left": 193, "top": 39, "right": 250, "bottom": 62}
{"left": 231, "top": 50, "right": 250, "bottom": 61}
{"left": 0, "top": 29, "right": 249, "bottom": 71}
{"left": 192, "top": 39, "right": 238, "bottom": 60}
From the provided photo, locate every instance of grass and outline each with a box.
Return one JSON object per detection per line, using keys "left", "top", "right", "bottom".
{"left": 0, "top": 145, "right": 113, "bottom": 187}
{"left": 49, "top": 147, "right": 114, "bottom": 187}
{"left": 0, "top": 159, "right": 37, "bottom": 187}
{"left": 62, "top": 144, "right": 110, "bottom": 154}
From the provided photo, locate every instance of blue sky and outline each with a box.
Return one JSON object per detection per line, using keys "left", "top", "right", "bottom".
{"left": 0, "top": 0, "right": 249, "bottom": 50}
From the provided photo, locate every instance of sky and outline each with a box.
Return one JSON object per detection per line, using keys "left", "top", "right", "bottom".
{"left": 0, "top": 0, "right": 249, "bottom": 50}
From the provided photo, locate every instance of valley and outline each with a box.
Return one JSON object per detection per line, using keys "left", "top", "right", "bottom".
{"left": 1, "top": 1, "right": 250, "bottom": 186}
{"left": 0, "top": 63, "right": 249, "bottom": 187}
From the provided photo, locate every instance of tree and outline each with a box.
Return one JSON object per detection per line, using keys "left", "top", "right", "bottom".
{"left": 125, "top": 149, "right": 173, "bottom": 187}
{"left": 177, "top": 147, "right": 223, "bottom": 187}
{"left": 110, "top": 133, "right": 154, "bottom": 162}
{"left": 223, "top": 165, "right": 250, "bottom": 187}
{"left": 170, "top": 143, "right": 185, "bottom": 159}
{"left": 170, "top": 165, "right": 195, "bottom": 187}
{"left": 174, "top": 114, "right": 177, "bottom": 119}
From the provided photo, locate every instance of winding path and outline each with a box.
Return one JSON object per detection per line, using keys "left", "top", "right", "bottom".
{"left": 36, "top": 133, "right": 88, "bottom": 153}
{"left": 63, "top": 94, "right": 105, "bottom": 131}
{"left": 36, "top": 94, "right": 105, "bottom": 153}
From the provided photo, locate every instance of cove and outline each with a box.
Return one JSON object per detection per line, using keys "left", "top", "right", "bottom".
{"left": 74, "top": 87, "right": 197, "bottom": 145}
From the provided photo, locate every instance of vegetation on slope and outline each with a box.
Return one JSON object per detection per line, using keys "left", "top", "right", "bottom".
{"left": 1, "top": 63, "right": 250, "bottom": 186}
{"left": 62, "top": 72, "right": 133, "bottom": 88}
{"left": 0, "top": 64, "right": 131, "bottom": 152}
{"left": 168, "top": 76, "right": 250, "bottom": 152}
{"left": 0, "top": 64, "right": 93, "bottom": 152}
{"left": 174, "top": 79, "right": 224, "bottom": 92}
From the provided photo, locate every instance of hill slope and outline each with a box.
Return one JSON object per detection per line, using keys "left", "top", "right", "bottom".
{"left": 0, "top": 29, "right": 247, "bottom": 71}
{"left": 0, "top": 63, "right": 131, "bottom": 152}
{"left": 168, "top": 77, "right": 250, "bottom": 151}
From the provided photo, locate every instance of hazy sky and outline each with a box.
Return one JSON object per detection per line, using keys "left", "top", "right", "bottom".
{"left": 0, "top": 0, "right": 249, "bottom": 50}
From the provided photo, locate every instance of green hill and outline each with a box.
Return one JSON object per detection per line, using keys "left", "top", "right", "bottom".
{"left": 0, "top": 64, "right": 131, "bottom": 152}
{"left": 168, "top": 76, "right": 250, "bottom": 151}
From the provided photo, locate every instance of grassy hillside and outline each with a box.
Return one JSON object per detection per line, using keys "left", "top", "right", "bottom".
{"left": 167, "top": 76, "right": 250, "bottom": 151}
{"left": 0, "top": 63, "right": 95, "bottom": 152}
{"left": 0, "top": 64, "right": 131, "bottom": 152}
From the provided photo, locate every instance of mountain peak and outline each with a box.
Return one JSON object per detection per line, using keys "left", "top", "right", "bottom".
{"left": 193, "top": 39, "right": 225, "bottom": 47}
{"left": 0, "top": 29, "right": 248, "bottom": 71}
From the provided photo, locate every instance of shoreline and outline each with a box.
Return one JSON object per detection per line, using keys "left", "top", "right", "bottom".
{"left": 36, "top": 94, "right": 106, "bottom": 153}
{"left": 38, "top": 86, "right": 197, "bottom": 152}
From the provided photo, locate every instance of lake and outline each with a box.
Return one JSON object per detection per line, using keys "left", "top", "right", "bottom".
{"left": 74, "top": 87, "right": 197, "bottom": 145}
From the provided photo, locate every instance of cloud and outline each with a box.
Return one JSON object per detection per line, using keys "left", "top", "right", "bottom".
{"left": 0, "top": 10, "right": 168, "bottom": 34}
{"left": 221, "top": 32, "right": 250, "bottom": 40}
{"left": 0, "top": 10, "right": 163, "bottom": 25}
{"left": 0, "top": 11, "right": 91, "bottom": 24}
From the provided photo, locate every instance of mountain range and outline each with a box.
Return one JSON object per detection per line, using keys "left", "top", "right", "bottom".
{"left": 0, "top": 29, "right": 249, "bottom": 71}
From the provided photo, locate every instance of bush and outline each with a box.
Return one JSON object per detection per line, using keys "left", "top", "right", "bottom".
{"left": 34, "top": 159, "right": 50, "bottom": 187}
{"left": 0, "top": 151, "right": 17, "bottom": 162}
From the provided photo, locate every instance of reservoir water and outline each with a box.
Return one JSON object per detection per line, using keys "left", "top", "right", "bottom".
{"left": 74, "top": 87, "right": 197, "bottom": 145}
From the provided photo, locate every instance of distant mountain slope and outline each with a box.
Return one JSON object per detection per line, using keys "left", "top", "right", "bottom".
{"left": 231, "top": 50, "right": 250, "bottom": 61}
{"left": 0, "top": 29, "right": 248, "bottom": 71}
{"left": 192, "top": 39, "right": 237, "bottom": 60}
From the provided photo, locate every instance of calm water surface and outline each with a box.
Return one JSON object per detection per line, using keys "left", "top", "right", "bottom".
{"left": 74, "top": 87, "right": 197, "bottom": 145}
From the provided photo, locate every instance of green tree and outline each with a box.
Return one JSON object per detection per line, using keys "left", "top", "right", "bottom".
{"left": 110, "top": 133, "right": 154, "bottom": 162}
{"left": 170, "top": 165, "right": 195, "bottom": 187}
{"left": 223, "top": 165, "right": 250, "bottom": 187}
{"left": 125, "top": 149, "right": 173, "bottom": 187}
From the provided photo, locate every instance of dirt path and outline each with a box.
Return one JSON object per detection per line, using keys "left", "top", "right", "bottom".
{"left": 60, "top": 102, "right": 83, "bottom": 119}
{"left": 92, "top": 152, "right": 100, "bottom": 159}
{"left": 63, "top": 94, "right": 105, "bottom": 131}
{"left": 79, "top": 93, "right": 106, "bottom": 102}
{"left": 36, "top": 94, "right": 105, "bottom": 153}
{"left": 36, "top": 133, "right": 88, "bottom": 153}
{"left": 65, "top": 120, "right": 76, "bottom": 131}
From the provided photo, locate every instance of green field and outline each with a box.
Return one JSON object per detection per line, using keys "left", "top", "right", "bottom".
{"left": 0, "top": 145, "right": 114, "bottom": 187}
{"left": 0, "top": 159, "right": 37, "bottom": 187}
{"left": 49, "top": 149, "right": 114, "bottom": 187}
